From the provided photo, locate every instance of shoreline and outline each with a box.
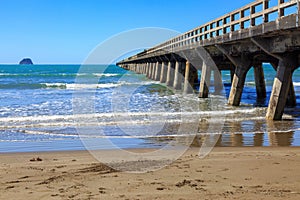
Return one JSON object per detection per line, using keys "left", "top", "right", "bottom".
{"left": 1, "top": 146, "right": 300, "bottom": 199}
{"left": 1, "top": 145, "right": 300, "bottom": 154}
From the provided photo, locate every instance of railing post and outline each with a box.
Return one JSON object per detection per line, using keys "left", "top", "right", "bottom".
{"left": 278, "top": 0, "right": 285, "bottom": 17}
{"left": 297, "top": 0, "right": 300, "bottom": 27}
{"left": 263, "top": 0, "right": 269, "bottom": 23}
{"left": 240, "top": 10, "right": 245, "bottom": 30}
{"left": 223, "top": 18, "right": 227, "bottom": 34}
{"left": 250, "top": 5, "right": 256, "bottom": 26}
{"left": 231, "top": 14, "right": 235, "bottom": 32}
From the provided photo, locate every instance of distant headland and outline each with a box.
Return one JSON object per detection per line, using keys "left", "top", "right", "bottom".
{"left": 19, "top": 58, "right": 33, "bottom": 65}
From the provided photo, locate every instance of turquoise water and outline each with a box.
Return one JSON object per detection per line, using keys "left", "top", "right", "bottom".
{"left": 0, "top": 64, "right": 299, "bottom": 152}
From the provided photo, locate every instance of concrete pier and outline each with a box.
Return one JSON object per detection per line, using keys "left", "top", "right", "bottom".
{"left": 117, "top": 0, "right": 300, "bottom": 120}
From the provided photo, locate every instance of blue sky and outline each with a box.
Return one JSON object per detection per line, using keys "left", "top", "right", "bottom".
{"left": 0, "top": 0, "right": 254, "bottom": 64}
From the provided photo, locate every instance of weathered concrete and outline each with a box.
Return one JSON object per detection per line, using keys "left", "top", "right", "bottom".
{"left": 183, "top": 61, "right": 193, "bottom": 94}
{"left": 230, "top": 70, "right": 235, "bottom": 83}
{"left": 117, "top": 0, "right": 300, "bottom": 120}
{"left": 173, "top": 61, "right": 182, "bottom": 90}
{"left": 213, "top": 70, "right": 223, "bottom": 94}
{"left": 228, "top": 65, "right": 251, "bottom": 106}
{"left": 266, "top": 58, "right": 297, "bottom": 120}
{"left": 166, "top": 62, "right": 175, "bottom": 87}
{"left": 216, "top": 44, "right": 252, "bottom": 106}
{"left": 286, "top": 79, "right": 297, "bottom": 107}
{"left": 151, "top": 62, "right": 156, "bottom": 80}
{"left": 154, "top": 62, "right": 161, "bottom": 81}
{"left": 149, "top": 63, "right": 154, "bottom": 79}
{"left": 271, "top": 62, "right": 297, "bottom": 108}
{"left": 199, "top": 61, "right": 211, "bottom": 98}
{"left": 160, "top": 62, "right": 168, "bottom": 83}
{"left": 146, "top": 63, "right": 151, "bottom": 78}
{"left": 254, "top": 64, "right": 267, "bottom": 99}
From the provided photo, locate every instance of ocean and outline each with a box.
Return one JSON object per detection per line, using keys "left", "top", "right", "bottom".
{"left": 0, "top": 64, "right": 300, "bottom": 153}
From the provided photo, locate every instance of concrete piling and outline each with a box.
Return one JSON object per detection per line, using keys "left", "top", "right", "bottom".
{"left": 116, "top": 0, "right": 300, "bottom": 121}
{"left": 254, "top": 63, "right": 267, "bottom": 99}
{"left": 166, "top": 62, "right": 174, "bottom": 87}
{"left": 183, "top": 61, "right": 195, "bottom": 94}
{"left": 154, "top": 62, "right": 161, "bottom": 81}
{"left": 160, "top": 62, "right": 168, "bottom": 83}
{"left": 199, "top": 61, "right": 211, "bottom": 98}
{"left": 228, "top": 66, "right": 251, "bottom": 106}
{"left": 266, "top": 59, "right": 295, "bottom": 120}
{"left": 213, "top": 69, "right": 223, "bottom": 94}
{"left": 173, "top": 61, "right": 182, "bottom": 90}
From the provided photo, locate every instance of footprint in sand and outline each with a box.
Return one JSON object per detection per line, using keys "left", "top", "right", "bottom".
{"left": 99, "top": 187, "right": 106, "bottom": 194}
{"left": 29, "top": 157, "right": 43, "bottom": 162}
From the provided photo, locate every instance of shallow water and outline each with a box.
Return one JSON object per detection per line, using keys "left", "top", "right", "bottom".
{"left": 0, "top": 64, "right": 299, "bottom": 152}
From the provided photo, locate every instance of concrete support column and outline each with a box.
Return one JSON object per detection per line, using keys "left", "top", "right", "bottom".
{"left": 199, "top": 61, "right": 211, "bottom": 98}
{"left": 146, "top": 63, "right": 150, "bottom": 78}
{"left": 213, "top": 70, "right": 223, "bottom": 94}
{"left": 148, "top": 63, "right": 152, "bottom": 78}
{"left": 140, "top": 64, "right": 143, "bottom": 74}
{"left": 166, "top": 62, "right": 174, "bottom": 87}
{"left": 143, "top": 63, "right": 147, "bottom": 74}
{"left": 137, "top": 64, "right": 141, "bottom": 74}
{"left": 148, "top": 63, "right": 154, "bottom": 79}
{"left": 151, "top": 63, "right": 155, "bottom": 79}
{"left": 154, "top": 62, "right": 161, "bottom": 81}
{"left": 286, "top": 79, "right": 297, "bottom": 107}
{"left": 228, "top": 66, "right": 251, "bottom": 106}
{"left": 135, "top": 64, "right": 139, "bottom": 73}
{"left": 254, "top": 63, "right": 267, "bottom": 99}
{"left": 266, "top": 59, "right": 295, "bottom": 120}
{"left": 141, "top": 64, "right": 144, "bottom": 74}
{"left": 271, "top": 62, "right": 296, "bottom": 108}
{"left": 230, "top": 69, "right": 235, "bottom": 83}
{"left": 183, "top": 61, "right": 193, "bottom": 94}
{"left": 173, "top": 61, "right": 182, "bottom": 90}
{"left": 151, "top": 63, "right": 156, "bottom": 80}
{"left": 149, "top": 63, "right": 153, "bottom": 77}
{"left": 160, "top": 62, "right": 168, "bottom": 83}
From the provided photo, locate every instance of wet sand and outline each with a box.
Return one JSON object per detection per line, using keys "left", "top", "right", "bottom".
{"left": 1, "top": 147, "right": 300, "bottom": 200}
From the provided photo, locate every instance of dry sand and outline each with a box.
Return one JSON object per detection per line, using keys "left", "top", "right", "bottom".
{"left": 1, "top": 147, "right": 300, "bottom": 200}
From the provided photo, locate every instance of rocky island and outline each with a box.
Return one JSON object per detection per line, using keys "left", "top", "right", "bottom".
{"left": 19, "top": 58, "right": 33, "bottom": 65}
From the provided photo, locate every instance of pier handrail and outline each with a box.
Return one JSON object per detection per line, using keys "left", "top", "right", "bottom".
{"left": 130, "top": 0, "right": 299, "bottom": 60}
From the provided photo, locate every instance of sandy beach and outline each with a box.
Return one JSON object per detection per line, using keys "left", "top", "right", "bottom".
{"left": 0, "top": 147, "right": 300, "bottom": 200}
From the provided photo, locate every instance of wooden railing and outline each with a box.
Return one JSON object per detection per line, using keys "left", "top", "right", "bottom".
{"left": 132, "top": 0, "right": 299, "bottom": 59}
